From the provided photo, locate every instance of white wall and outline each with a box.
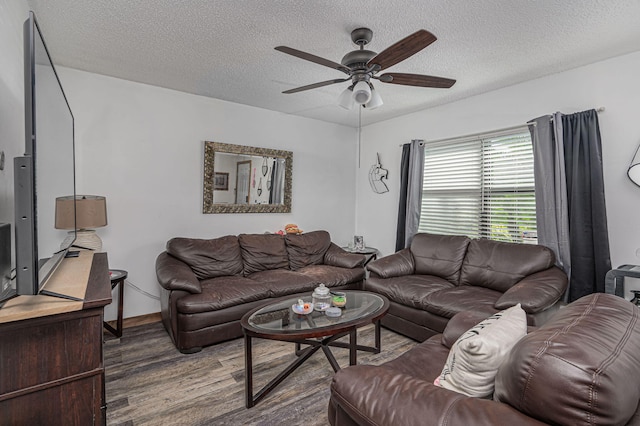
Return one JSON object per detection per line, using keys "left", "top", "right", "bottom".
{"left": 357, "top": 50, "right": 640, "bottom": 273}
{"left": 57, "top": 68, "right": 358, "bottom": 320}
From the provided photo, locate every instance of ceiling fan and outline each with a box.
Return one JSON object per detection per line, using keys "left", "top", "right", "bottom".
{"left": 275, "top": 27, "right": 456, "bottom": 110}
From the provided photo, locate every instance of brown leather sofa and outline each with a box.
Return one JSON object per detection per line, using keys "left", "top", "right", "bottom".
{"left": 156, "top": 230, "right": 365, "bottom": 353}
{"left": 365, "top": 233, "right": 568, "bottom": 342}
{"left": 329, "top": 293, "right": 640, "bottom": 425}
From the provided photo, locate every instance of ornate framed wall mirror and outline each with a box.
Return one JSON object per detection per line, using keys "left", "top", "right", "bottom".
{"left": 203, "top": 142, "right": 293, "bottom": 213}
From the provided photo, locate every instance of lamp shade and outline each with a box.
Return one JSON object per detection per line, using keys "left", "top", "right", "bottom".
{"left": 629, "top": 144, "right": 640, "bottom": 187}
{"left": 55, "top": 195, "right": 107, "bottom": 230}
{"left": 352, "top": 81, "right": 371, "bottom": 105}
{"left": 338, "top": 86, "right": 354, "bottom": 110}
{"left": 365, "top": 86, "right": 383, "bottom": 110}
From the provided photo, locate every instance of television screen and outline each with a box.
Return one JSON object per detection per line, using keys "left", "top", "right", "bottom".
{"left": 14, "top": 11, "right": 76, "bottom": 296}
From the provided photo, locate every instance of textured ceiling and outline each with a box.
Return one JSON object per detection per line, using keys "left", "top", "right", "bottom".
{"left": 26, "top": 0, "right": 640, "bottom": 128}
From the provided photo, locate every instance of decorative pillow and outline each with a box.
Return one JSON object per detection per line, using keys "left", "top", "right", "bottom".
{"left": 434, "top": 304, "right": 527, "bottom": 397}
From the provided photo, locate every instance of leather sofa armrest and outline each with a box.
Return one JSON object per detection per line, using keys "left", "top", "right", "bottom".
{"left": 495, "top": 266, "right": 567, "bottom": 313}
{"left": 366, "top": 248, "right": 414, "bottom": 278}
{"left": 330, "top": 365, "right": 546, "bottom": 426}
{"left": 441, "top": 311, "right": 492, "bottom": 348}
{"left": 156, "top": 251, "right": 202, "bottom": 294}
{"left": 324, "top": 243, "right": 365, "bottom": 268}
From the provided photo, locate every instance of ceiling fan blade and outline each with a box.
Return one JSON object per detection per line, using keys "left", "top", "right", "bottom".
{"left": 282, "top": 78, "right": 350, "bottom": 94}
{"left": 378, "top": 73, "right": 456, "bottom": 88}
{"left": 368, "top": 30, "right": 437, "bottom": 71}
{"left": 275, "top": 46, "right": 351, "bottom": 75}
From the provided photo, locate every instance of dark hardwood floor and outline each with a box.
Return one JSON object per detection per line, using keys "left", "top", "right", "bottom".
{"left": 104, "top": 321, "right": 417, "bottom": 425}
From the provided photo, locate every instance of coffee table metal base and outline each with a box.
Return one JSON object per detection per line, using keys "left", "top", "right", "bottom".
{"left": 244, "top": 321, "right": 382, "bottom": 408}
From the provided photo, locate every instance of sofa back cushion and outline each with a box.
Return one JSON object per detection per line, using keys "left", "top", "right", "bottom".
{"left": 494, "top": 293, "right": 640, "bottom": 426}
{"left": 238, "top": 233, "right": 289, "bottom": 275}
{"left": 411, "top": 233, "right": 471, "bottom": 285}
{"left": 459, "top": 239, "right": 555, "bottom": 292}
{"left": 284, "top": 230, "right": 331, "bottom": 270}
{"left": 166, "top": 235, "right": 243, "bottom": 280}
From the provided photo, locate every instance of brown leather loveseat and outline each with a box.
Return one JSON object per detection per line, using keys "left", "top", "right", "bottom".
{"left": 329, "top": 293, "right": 640, "bottom": 425}
{"left": 156, "top": 230, "right": 365, "bottom": 353}
{"left": 365, "top": 233, "right": 568, "bottom": 341}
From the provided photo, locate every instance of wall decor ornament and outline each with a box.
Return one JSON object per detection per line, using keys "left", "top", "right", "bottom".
{"left": 628, "top": 142, "right": 640, "bottom": 187}
{"left": 369, "top": 152, "right": 389, "bottom": 194}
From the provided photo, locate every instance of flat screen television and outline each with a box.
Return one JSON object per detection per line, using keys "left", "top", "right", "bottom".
{"left": 8, "top": 11, "right": 78, "bottom": 302}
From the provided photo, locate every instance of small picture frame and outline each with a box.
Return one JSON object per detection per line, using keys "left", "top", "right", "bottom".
{"left": 213, "top": 172, "right": 229, "bottom": 191}
{"left": 354, "top": 235, "right": 365, "bottom": 251}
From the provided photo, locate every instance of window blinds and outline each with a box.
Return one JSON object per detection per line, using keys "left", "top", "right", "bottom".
{"left": 418, "top": 131, "right": 536, "bottom": 243}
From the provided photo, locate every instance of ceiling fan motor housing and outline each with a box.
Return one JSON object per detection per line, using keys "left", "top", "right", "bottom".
{"left": 341, "top": 50, "right": 377, "bottom": 69}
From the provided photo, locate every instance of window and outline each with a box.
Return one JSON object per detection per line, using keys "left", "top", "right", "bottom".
{"left": 418, "top": 129, "right": 537, "bottom": 243}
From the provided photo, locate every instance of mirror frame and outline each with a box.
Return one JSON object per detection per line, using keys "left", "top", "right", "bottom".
{"left": 203, "top": 141, "right": 293, "bottom": 213}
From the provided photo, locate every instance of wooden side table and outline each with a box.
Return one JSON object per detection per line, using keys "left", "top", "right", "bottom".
{"left": 104, "top": 269, "right": 127, "bottom": 337}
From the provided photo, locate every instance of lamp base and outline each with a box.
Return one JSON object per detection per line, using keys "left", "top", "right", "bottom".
{"left": 60, "top": 230, "right": 103, "bottom": 252}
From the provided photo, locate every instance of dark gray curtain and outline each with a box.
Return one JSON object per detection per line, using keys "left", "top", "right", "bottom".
{"left": 395, "top": 140, "right": 424, "bottom": 251}
{"left": 562, "top": 109, "right": 611, "bottom": 301}
{"left": 530, "top": 109, "right": 611, "bottom": 302}
{"left": 396, "top": 144, "right": 410, "bottom": 251}
{"left": 529, "top": 113, "right": 571, "bottom": 301}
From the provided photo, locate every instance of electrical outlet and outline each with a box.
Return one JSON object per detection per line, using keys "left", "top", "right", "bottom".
{"left": 636, "top": 248, "right": 640, "bottom": 259}
{"left": 0, "top": 150, "right": 5, "bottom": 170}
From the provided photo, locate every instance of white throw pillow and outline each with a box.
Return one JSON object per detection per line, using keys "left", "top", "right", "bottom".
{"left": 435, "top": 304, "right": 527, "bottom": 397}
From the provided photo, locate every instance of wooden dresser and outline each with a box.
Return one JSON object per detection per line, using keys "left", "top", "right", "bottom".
{"left": 0, "top": 252, "right": 111, "bottom": 425}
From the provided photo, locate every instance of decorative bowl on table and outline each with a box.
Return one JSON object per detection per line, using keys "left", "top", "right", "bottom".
{"left": 292, "top": 301, "right": 314, "bottom": 315}
{"left": 331, "top": 292, "right": 347, "bottom": 308}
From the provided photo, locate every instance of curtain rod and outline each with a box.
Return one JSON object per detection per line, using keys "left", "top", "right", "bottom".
{"left": 399, "top": 107, "right": 606, "bottom": 147}
{"left": 526, "top": 106, "right": 605, "bottom": 126}
{"left": 400, "top": 123, "right": 529, "bottom": 147}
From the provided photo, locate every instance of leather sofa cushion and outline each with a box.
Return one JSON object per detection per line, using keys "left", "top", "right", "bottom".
{"left": 495, "top": 293, "right": 640, "bottom": 426}
{"left": 246, "top": 269, "right": 318, "bottom": 297}
{"left": 176, "top": 275, "right": 270, "bottom": 314}
{"left": 382, "top": 337, "right": 451, "bottom": 382}
{"left": 285, "top": 230, "right": 331, "bottom": 270}
{"left": 297, "top": 264, "right": 365, "bottom": 287}
{"left": 422, "top": 286, "right": 501, "bottom": 319}
{"left": 460, "top": 239, "right": 555, "bottom": 292}
{"left": 365, "top": 274, "right": 454, "bottom": 310}
{"left": 166, "top": 235, "right": 243, "bottom": 280}
{"left": 239, "top": 233, "right": 289, "bottom": 275}
{"left": 411, "top": 233, "right": 471, "bottom": 285}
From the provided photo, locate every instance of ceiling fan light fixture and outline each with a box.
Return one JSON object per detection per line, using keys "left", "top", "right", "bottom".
{"left": 338, "top": 86, "right": 355, "bottom": 109}
{"left": 352, "top": 80, "right": 371, "bottom": 105}
{"left": 365, "top": 86, "right": 383, "bottom": 110}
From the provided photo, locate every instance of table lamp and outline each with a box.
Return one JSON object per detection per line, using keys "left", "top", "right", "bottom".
{"left": 55, "top": 195, "right": 108, "bottom": 251}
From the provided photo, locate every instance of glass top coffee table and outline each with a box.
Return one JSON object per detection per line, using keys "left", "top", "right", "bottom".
{"left": 241, "top": 290, "right": 389, "bottom": 408}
